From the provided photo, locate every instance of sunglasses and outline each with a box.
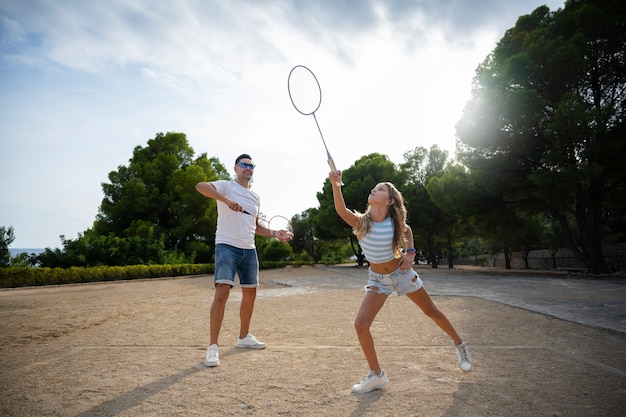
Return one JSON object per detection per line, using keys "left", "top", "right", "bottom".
{"left": 238, "top": 162, "right": 256, "bottom": 170}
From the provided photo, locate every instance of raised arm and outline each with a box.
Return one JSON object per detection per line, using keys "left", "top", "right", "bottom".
{"left": 329, "top": 171, "right": 358, "bottom": 228}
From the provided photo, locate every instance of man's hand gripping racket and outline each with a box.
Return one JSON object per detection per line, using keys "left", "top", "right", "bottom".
{"left": 243, "top": 210, "right": 293, "bottom": 242}
{"left": 288, "top": 65, "right": 343, "bottom": 187}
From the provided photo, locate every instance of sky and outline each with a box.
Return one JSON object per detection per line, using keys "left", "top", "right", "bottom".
{"left": 0, "top": 0, "right": 566, "bottom": 249}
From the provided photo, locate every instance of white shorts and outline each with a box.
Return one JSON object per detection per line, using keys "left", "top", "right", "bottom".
{"left": 366, "top": 267, "right": 423, "bottom": 296}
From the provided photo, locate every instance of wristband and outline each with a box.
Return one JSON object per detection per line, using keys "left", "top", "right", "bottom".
{"left": 406, "top": 248, "right": 417, "bottom": 254}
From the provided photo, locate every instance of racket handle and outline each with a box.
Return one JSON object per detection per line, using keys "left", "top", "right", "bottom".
{"left": 327, "top": 158, "right": 343, "bottom": 187}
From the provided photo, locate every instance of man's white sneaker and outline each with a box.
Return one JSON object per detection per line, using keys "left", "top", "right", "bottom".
{"left": 456, "top": 341, "right": 472, "bottom": 372}
{"left": 236, "top": 334, "right": 266, "bottom": 349}
{"left": 351, "top": 370, "right": 388, "bottom": 394}
{"left": 204, "top": 344, "right": 219, "bottom": 367}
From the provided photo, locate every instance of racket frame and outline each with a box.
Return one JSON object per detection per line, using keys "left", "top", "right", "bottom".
{"left": 242, "top": 210, "right": 293, "bottom": 237}
{"left": 288, "top": 65, "right": 342, "bottom": 186}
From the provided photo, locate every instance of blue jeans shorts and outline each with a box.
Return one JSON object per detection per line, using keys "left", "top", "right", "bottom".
{"left": 366, "top": 267, "right": 423, "bottom": 296}
{"left": 214, "top": 244, "right": 259, "bottom": 288}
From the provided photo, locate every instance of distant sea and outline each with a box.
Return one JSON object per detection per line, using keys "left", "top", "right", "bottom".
{"left": 9, "top": 248, "right": 46, "bottom": 257}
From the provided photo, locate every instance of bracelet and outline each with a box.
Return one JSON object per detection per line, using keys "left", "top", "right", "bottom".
{"left": 406, "top": 247, "right": 417, "bottom": 254}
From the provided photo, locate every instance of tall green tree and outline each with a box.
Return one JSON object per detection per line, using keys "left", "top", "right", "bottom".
{"left": 428, "top": 163, "right": 546, "bottom": 269}
{"left": 315, "top": 153, "right": 400, "bottom": 266}
{"left": 426, "top": 164, "right": 476, "bottom": 268}
{"left": 399, "top": 145, "right": 448, "bottom": 267}
{"left": 290, "top": 209, "right": 321, "bottom": 261}
{"left": 93, "top": 132, "right": 228, "bottom": 263}
{"left": 456, "top": 1, "right": 626, "bottom": 273}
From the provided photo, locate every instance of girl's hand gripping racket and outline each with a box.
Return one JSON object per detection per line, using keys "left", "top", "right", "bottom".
{"left": 288, "top": 65, "right": 342, "bottom": 186}
{"left": 243, "top": 210, "right": 294, "bottom": 242}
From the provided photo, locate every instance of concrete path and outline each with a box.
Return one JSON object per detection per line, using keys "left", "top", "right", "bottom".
{"left": 273, "top": 265, "right": 626, "bottom": 334}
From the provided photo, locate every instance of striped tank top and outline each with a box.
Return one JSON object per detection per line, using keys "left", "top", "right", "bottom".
{"left": 358, "top": 217, "right": 396, "bottom": 263}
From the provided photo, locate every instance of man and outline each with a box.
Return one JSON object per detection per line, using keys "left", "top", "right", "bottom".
{"left": 196, "top": 153, "right": 292, "bottom": 367}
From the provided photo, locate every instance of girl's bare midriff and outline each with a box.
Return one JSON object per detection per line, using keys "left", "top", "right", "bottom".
{"left": 370, "top": 257, "right": 402, "bottom": 274}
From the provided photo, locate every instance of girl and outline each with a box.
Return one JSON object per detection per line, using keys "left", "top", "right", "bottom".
{"left": 329, "top": 171, "right": 472, "bottom": 394}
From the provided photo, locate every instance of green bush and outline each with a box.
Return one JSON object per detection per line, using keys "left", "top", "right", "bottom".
{"left": 0, "top": 264, "right": 216, "bottom": 288}
{"left": 0, "top": 261, "right": 321, "bottom": 288}
{"left": 263, "top": 240, "right": 293, "bottom": 261}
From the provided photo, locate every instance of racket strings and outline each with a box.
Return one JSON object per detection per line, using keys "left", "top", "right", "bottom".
{"left": 288, "top": 65, "right": 322, "bottom": 116}
{"left": 268, "top": 216, "right": 294, "bottom": 235}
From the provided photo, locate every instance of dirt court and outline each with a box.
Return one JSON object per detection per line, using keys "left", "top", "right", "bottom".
{"left": 1, "top": 265, "right": 625, "bottom": 417}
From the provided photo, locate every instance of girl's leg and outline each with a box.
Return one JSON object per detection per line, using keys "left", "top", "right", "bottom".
{"left": 405, "top": 286, "right": 463, "bottom": 345}
{"left": 354, "top": 290, "right": 388, "bottom": 374}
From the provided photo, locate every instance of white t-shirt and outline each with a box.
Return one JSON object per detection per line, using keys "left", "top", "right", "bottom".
{"left": 212, "top": 180, "right": 261, "bottom": 249}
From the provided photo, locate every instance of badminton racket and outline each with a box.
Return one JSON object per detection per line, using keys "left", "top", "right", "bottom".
{"left": 243, "top": 210, "right": 293, "bottom": 241}
{"left": 288, "top": 65, "right": 342, "bottom": 186}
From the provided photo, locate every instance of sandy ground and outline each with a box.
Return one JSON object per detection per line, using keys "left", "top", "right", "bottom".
{"left": 1, "top": 265, "right": 625, "bottom": 417}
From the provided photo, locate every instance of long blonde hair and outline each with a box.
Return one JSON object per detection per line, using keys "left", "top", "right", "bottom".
{"left": 354, "top": 182, "right": 407, "bottom": 257}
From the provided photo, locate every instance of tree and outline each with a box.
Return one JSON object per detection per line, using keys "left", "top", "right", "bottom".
{"left": 426, "top": 164, "right": 477, "bottom": 268}
{"left": 0, "top": 226, "right": 15, "bottom": 267}
{"left": 290, "top": 209, "right": 323, "bottom": 262}
{"left": 314, "top": 153, "right": 400, "bottom": 266}
{"left": 456, "top": 1, "right": 626, "bottom": 273}
{"left": 37, "top": 229, "right": 167, "bottom": 267}
{"left": 399, "top": 145, "right": 448, "bottom": 268}
{"left": 93, "top": 132, "right": 227, "bottom": 263}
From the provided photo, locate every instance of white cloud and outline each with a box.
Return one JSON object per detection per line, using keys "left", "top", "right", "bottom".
{"left": 0, "top": 0, "right": 565, "bottom": 248}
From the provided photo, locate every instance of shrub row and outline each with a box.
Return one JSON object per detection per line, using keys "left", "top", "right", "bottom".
{"left": 0, "top": 261, "right": 317, "bottom": 288}
{"left": 0, "top": 264, "right": 215, "bottom": 288}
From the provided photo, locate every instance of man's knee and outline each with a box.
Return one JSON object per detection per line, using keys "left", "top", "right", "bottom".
{"left": 213, "top": 284, "right": 231, "bottom": 303}
{"left": 240, "top": 288, "right": 256, "bottom": 304}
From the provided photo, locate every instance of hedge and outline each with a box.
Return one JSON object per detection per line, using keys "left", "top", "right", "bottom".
{"left": 0, "top": 264, "right": 215, "bottom": 288}
{"left": 0, "top": 260, "right": 316, "bottom": 288}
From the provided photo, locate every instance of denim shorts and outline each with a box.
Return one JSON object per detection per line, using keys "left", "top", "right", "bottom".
{"left": 214, "top": 244, "right": 259, "bottom": 288}
{"left": 366, "top": 267, "right": 423, "bottom": 296}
